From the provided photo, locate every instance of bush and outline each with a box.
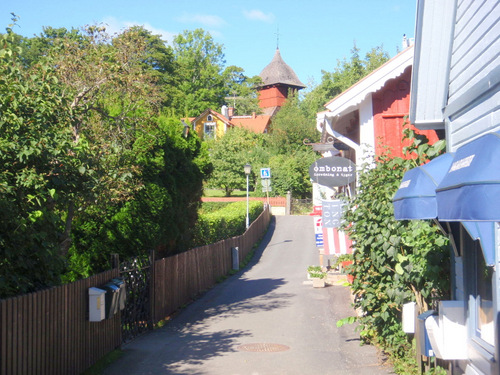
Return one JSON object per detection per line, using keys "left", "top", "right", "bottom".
{"left": 191, "top": 200, "right": 263, "bottom": 247}
{"left": 339, "top": 127, "right": 450, "bottom": 367}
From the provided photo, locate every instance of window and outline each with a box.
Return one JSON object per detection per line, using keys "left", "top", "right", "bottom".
{"left": 463, "top": 228, "right": 495, "bottom": 348}
{"left": 204, "top": 122, "right": 216, "bottom": 138}
{"left": 475, "top": 246, "right": 494, "bottom": 346}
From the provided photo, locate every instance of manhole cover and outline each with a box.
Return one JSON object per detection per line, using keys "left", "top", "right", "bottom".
{"left": 236, "top": 343, "right": 290, "bottom": 352}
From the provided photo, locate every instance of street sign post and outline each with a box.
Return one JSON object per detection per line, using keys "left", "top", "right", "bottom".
{"left": 260, "top": 169, "right": 271, "bottom": 204}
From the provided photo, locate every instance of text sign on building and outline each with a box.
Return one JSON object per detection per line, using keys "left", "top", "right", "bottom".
{"left": 260, "top": 168, "right": 271, "bottom": 179}
{"left": 308, "top": 157, "right": 356, "bottom": 187}
{"left": 322, "top": 200, "right": 344, "bottom": 228}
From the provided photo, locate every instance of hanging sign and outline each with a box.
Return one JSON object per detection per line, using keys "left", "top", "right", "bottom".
{"left": 308, "top": 157, "right": 356, "bottom": 187}
{"left": 322, "top": 200, "right": 344, "bottom": 228}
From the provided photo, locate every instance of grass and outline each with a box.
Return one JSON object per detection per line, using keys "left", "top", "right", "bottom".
{"left": 81, "top": 349, "right": 124, "bottom": 375}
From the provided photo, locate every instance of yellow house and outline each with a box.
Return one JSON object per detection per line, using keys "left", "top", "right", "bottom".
{"left": 191, "top": 109, "right": 233, "bottom": 140}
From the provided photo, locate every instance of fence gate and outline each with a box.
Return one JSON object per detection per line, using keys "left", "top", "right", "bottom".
{"left": 291, "top": 198, "right": 313, "bottom": 215}
{"left": 118, "top": 251, "right": 154, "bottom": 343}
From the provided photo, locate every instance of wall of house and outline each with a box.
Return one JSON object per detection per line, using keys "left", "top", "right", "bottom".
{"left": 443, "top": 2, "right": 500, "bottom": 374}
{"left": 372, "top": 67, "right": 439, "bottom": 158}
{"left": 194, "top": 113, "right": 228, "bottom": 140}
{"left": 258, "top": 85, "right": 288, "bottom": 108}
{"left": 445, "top": 0, "right": 500, "bottom": 152}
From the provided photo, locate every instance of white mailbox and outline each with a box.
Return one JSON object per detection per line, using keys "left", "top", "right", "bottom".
{"left": 89, "top": 287, "right": 106, "bottom": 322}
{"left": 402, "top": 302, "right": 416, "bottom": 333}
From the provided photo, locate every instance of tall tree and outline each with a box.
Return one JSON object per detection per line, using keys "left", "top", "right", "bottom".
{"left": 206, "top": 127, "right": 265, "bottom": 196}
{"left": 222, "top": 65, "right": 263, "bottom": 115}
{"left": 173, "top": 29, "right": 226, "bottom": 116}
{"left": 269, "top": 91, "right": 319, "bottom": 154}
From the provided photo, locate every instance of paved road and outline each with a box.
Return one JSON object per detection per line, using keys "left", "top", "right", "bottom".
{"left": 104, "top": 215, "right": 393, "bottom": 375}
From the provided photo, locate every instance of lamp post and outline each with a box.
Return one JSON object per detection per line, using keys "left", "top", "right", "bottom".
{"left": 244, "top": 163, "right": 252, "bottom": 229}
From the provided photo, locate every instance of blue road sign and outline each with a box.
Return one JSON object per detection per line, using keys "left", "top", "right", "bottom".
{"left": 260, "top": 168, "right": 271, "bottom": 179}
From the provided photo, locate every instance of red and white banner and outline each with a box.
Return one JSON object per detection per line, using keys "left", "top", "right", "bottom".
{"left": 322, "top": 227, "right": 353, "bottom": 255}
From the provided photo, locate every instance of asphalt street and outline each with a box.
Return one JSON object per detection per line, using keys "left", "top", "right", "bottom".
{"left": 103, "top": 215, "right": 393, "bottom": 375}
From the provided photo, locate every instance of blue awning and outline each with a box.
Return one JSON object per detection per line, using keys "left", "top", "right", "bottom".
{"left": 393, "top": 153, "right": 454, "bottom": 220}
{"left": 436, "top": 131, "right": 500, "bottom": 221}
{"left": 462, "top": 222, "right": 496, "bottom": 266}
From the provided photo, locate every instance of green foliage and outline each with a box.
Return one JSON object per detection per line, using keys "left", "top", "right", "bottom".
{"left": 0, "top": 20, "right": 212, "bottom": 295}
{"left": 307, "top": 266, "right": 326, "bottom": 279}
{"left": 64, "top": 116, "right": 211, "bottom": 281}
{"left": 301, "top": 44, "right": 390, "bottom": 117}
{"left": 206, "top": 127, "right": 266, "bottom": 196}
{"left": 0, "top": 25, "right": 74, "bottom": 296}
{"left": 339, "top": 127, "right": 449, "bottom": 361}
{"left": 191, "top": 201, "right": 263, "bottom": 247}
{"left": 172, "top": 29, "right": 226, "bottom": 116}
{"left": 268, "top": 150, "right": 317, "bottom": 198}
{"left": 269, "top": 92, "right": 319, "bottom": 153}
{"left": 222, "top": 66, "right": 262, "bottom": 115}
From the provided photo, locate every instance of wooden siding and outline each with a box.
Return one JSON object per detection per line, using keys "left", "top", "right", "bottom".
{"left": 258, "top": 86, "right": 288, "bottom": 108}
{"left": 410, "top": 0, "right": 456, "bottom": 129}
{"left": 448, "top": 0, "right": 500, "bottom": 102}
{"left": 446, "top": 0, "right": 500, "bottom": 151}
{"left": 372, "top": 67, "right": 439, "bottom": 158}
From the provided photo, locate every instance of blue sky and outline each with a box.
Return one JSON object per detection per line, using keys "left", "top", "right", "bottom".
{"left": 1, "top": 0, "right": 417, "bottom": 87}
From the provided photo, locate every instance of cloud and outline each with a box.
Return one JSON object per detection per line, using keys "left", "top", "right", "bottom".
{"left": 101, "top": 16, "right": 176, "bottom": 44}
{"left": 177, "top": 13, "right": 227, "bottom": 28}
{"left": 243, "top": 9, "right": 275, "bottom": 23}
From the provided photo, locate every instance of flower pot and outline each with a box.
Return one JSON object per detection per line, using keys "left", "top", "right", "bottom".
{"left": 312, "top": 278, "right": 325, "bottom": 288}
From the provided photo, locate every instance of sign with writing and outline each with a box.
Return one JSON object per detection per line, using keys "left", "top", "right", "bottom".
{"left": 322, "top": 200, "right": 344, "bottom": 228}
{"left": 315, "top": 233, "right": 324, "bottom": 247}
{"left": 308, "top": 157, "right": 356, "bottom": 187}
{"left": 314, "top": 217, "right": 322, "bottom": 234}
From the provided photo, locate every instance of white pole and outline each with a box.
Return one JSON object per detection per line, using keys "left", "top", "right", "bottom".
{"left": 246, "top": 173, "right": 250, "bottom": 229}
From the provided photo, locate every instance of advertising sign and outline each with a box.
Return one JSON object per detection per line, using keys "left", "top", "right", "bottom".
{"left": 308, "top": 157, "right": 356, "bottom": 187}
{"left": 322, "top": 200, "right": 344, "bottom": 228}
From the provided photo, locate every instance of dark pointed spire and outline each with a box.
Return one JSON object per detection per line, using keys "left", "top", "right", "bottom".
{"left": 258, "top": 48, "right": 305, "bottom": 89}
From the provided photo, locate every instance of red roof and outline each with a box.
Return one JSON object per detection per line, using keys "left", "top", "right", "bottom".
{"left": 231, "top": 114, "right": 272, "bottom": 133}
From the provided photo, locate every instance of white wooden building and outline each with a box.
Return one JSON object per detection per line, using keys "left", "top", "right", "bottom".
{"left": 394, "top": 1, "right": 500, "bottom": 374}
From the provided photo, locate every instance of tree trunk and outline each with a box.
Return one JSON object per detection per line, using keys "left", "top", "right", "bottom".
{"left": 60, "top": 201, "right": 75, "bottom": 257}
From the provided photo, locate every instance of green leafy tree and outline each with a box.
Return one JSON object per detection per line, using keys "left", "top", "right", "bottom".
{"left": 173, "top": 29, "right": 226, "bottom": 116}
{"left": 65, "top": 116, "right": 212, "bottom": 280}
{"left": 206, "top": 127, "right": 265, "bottom": 196}
{"left": 340, "top": 126, "right": 449, "bottom": 359}
{"left": 268, "top": 150, "right": 317, "bottom": 198}
{"left": 0, "top": 20, "right": 212, "bottom": 294}
{"left": 0, "top": 24, "right": 75, "bottom": 296}
{"left": 269, "top": 91, "right": 319, "bottom": 154}
{"left": 301, "top": 44, "right": 390, "bottom": 117}
{"left": 222, "top": 65, "right": 263, "bottom": 115}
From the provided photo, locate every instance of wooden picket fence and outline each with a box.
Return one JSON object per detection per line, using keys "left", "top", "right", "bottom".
{"left": 0, "top": 206, "right": 271, "bottom": 375}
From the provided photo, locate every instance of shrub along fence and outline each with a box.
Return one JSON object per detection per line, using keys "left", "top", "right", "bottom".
{"left": 0, "top": 205, "right": 271, "bottom": 375}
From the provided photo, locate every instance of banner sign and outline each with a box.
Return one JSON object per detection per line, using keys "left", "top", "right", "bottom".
{"left": 315, "top": 233, "right": 324, "bottom": 247}
{"left": 308, "top": 157, "right": 356, "bottom": 187}
{"left": 322, "top": 200, "right": 344, "bottom": 228}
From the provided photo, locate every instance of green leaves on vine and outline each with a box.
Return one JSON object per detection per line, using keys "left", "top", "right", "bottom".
{"left": 339, "top": 125, "right": 450, "bottom": 359}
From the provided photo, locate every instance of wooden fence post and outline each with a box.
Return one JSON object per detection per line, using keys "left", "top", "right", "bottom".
{"left": 149, "top": 249, "right": 156, "bottom": 327}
